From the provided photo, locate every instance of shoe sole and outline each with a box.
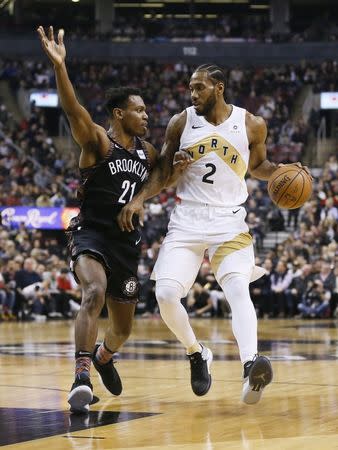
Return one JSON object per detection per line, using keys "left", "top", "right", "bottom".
{"left": 68, "top": 385, "right": 93, "bottom": 413}
{"left": 193, "top": 348, "right": 213, "bottom": 396}
{"left": 242, "top": 356, "right": 273, "bottom": 405}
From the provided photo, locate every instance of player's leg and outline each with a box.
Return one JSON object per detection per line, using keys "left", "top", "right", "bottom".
{"left": 68, "top": 255, "right": 107, "bottom": 413}
{"left": 220, "top": 272, "right": 272, "bottom": 405}
{"left": 92, "top": 233, "right": 139, "bottom": 396}
{"left": 220, "top": 272, "right": 258, "bottom": 363}
{"left": 208, "top": 212, "right": 273, "bottom": 402}
{"left": 210, "top": 237, "right": 273, "bottom": 405}
{"left": 93, "top": 298, "right": 136, "bottom": 395}
{"left": 153, "top": 242, "right": 213, "bottom": 396}
{"left": 104, "top": 298, "right": 136, "bottom": 353}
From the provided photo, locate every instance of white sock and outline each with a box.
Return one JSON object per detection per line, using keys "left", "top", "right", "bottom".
{"left": 156, "top": 279, "right": 197, "bottom": 349}
{"left": 220, "top": 273, "right": 258, "bottom": 363}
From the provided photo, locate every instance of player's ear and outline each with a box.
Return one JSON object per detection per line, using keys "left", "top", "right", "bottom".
{"left": 216, "top": 82, "right": 224, "bottom": 97}
{"left": 113, "top": 107, "right": 124, "bottom": 120}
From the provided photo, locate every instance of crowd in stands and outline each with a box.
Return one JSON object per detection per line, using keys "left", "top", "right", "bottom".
{"left": 84, "top": 13, "right": 338, "bottom": 44}
{"left": 1, "top": 9, "right": 338, "bottom": 43}
{"left": 5, "top": 58, "right": 333, "bottom": 157}
{"left": 0, "top": 58, "right": 337, "bottom": 321}
{"left": 0, "top": 101, "right": 79, "bottom": 208}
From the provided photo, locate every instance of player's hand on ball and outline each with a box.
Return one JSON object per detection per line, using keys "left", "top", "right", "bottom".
{"left": 278, "top": 162, "right": 313, "bottom": 180}
{"left": 117, "top": 196, "right": 145, "bottom": 232}
{"left": 37, "top": 26, "right": 66, "bottom": 67}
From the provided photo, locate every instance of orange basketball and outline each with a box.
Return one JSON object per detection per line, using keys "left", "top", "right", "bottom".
{"left": 267, "top": 165, "right": 312, "bottom": 209}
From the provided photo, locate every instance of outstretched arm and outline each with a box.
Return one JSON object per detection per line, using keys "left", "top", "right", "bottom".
{"left": 117, "top": 111, "right": 186, "bottom": 231}
{"left": 37, "top": 26, "right": 108, "bottom": 164}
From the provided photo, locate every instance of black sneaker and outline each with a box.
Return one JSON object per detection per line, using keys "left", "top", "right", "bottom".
{"left": 242, "top": 354, "right": 273, "bottom": 405}
{"left": 68, "top": 373, "right": 93, "bottom": 413}
{"left": 92, "top": 344, "right": 122, "bottom": 395}
{"left": 188, "top": 344, "right": 213, "bottom": 396}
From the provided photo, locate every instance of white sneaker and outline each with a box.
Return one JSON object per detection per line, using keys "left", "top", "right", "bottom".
{"left": 68, "top": 374, "right": 93, "bottom": 414}
{"left": 242, "top": 355, "right": 273, "bottom": 405}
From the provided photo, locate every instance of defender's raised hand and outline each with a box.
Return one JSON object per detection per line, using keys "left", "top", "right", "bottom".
{"left": 37, "top": 26, "right": 65, "bottom": 68}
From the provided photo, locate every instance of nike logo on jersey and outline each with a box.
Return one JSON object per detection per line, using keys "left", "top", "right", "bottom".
{"left": 232, "top": 209, "right": 241, "bottom": 214}
{"left": 192, "top": 125, "right": 205, "bottom": 129}
{"left": 135, "top": 236, "right": 141, "bottom": 246}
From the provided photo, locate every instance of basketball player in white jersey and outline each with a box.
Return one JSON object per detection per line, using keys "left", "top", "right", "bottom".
{"left": 118, "top": 64, "right": 307, "bottom": 404}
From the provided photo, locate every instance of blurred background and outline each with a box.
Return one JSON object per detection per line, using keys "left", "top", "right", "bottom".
{"left": 0, "top": 0, "right": 337, "bottom": 323}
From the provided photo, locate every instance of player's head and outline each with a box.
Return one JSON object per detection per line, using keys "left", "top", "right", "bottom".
{"left": 104, "top": 87, "right": 148, "bottom": 136}
{"left": 190, "top": 64, "right": 226, "bottom": 115}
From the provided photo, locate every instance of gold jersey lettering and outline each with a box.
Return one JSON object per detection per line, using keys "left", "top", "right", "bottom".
{"left": 186, "top": 134, "right": 246, "bottom": 179}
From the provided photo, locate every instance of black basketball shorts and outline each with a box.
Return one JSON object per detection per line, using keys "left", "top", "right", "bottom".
{"left": 66, "top": 226, "right": 141, "bottom": 303}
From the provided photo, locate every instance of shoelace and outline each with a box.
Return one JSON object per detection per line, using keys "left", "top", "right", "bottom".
{"left": 243, "top": 354, "right": 259, "bottom": 377}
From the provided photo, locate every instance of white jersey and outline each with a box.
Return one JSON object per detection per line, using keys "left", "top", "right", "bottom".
{"left": 177, "top": 105, "right": 250, "bottom": 207}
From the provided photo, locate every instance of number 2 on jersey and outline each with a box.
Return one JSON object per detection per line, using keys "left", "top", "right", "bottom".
{"left": 202, "top": 163, "right": 216, "bottom": 184}
{"left": 118, "top": 180, "right": 136, "bottom": 204}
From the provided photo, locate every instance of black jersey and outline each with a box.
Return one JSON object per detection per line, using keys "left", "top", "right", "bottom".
{"left": 69, "top": 134, "right": 150, "bottom": 231}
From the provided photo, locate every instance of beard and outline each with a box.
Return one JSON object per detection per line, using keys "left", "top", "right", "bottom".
{"left": 195, "top": 91, "right": 217, "bottom": 116}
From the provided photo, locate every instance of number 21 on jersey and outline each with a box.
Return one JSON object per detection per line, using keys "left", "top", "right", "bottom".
{"left": 118, "top": 180, "right": 136, "bottom": 204}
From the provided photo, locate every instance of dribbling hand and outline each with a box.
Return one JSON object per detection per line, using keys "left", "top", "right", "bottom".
{"left": 278, "top": 162, "right": 313, "bottom": 180}
{"left": 37, "top": 26, "right": 66, "bottom": 68}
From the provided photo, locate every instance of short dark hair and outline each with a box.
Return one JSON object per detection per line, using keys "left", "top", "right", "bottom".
{"left": 104, "top": 87, "right": 142, "bottom": 115}
{"left": 194, "top": 64, "right": 226, "bottom": 87}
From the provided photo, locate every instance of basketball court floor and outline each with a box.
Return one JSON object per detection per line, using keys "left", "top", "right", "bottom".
{"left": 0, "top": 316, "right": 337, "bottom": 449}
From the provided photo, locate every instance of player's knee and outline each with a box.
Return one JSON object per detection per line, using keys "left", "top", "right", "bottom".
{"left": 82, "top": 282, "right": 105, "bottom": 313}
{"left": 113, "top": 321, "right": 133, "bottom": 341}
{"left": 220, "top": 273, "right": 250, "bottom": 300}
{"left": 111, "top": 328, "right": 131, "bottom": 344}
{"left": 155, "top": 279, "right": 184, "bottom": 306}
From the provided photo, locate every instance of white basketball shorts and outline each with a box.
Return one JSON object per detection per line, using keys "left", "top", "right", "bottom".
{"left": 151, "top": 201, "right": 265, "bottom": 296}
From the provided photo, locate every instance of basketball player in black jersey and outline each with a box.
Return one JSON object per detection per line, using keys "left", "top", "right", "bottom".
{"left": 37, "top": 26, "right": 189, "bottom": 414}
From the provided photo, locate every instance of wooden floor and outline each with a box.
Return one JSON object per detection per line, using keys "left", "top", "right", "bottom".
{"left": 0, "top": 316, "right": 338, "bottom": 449}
